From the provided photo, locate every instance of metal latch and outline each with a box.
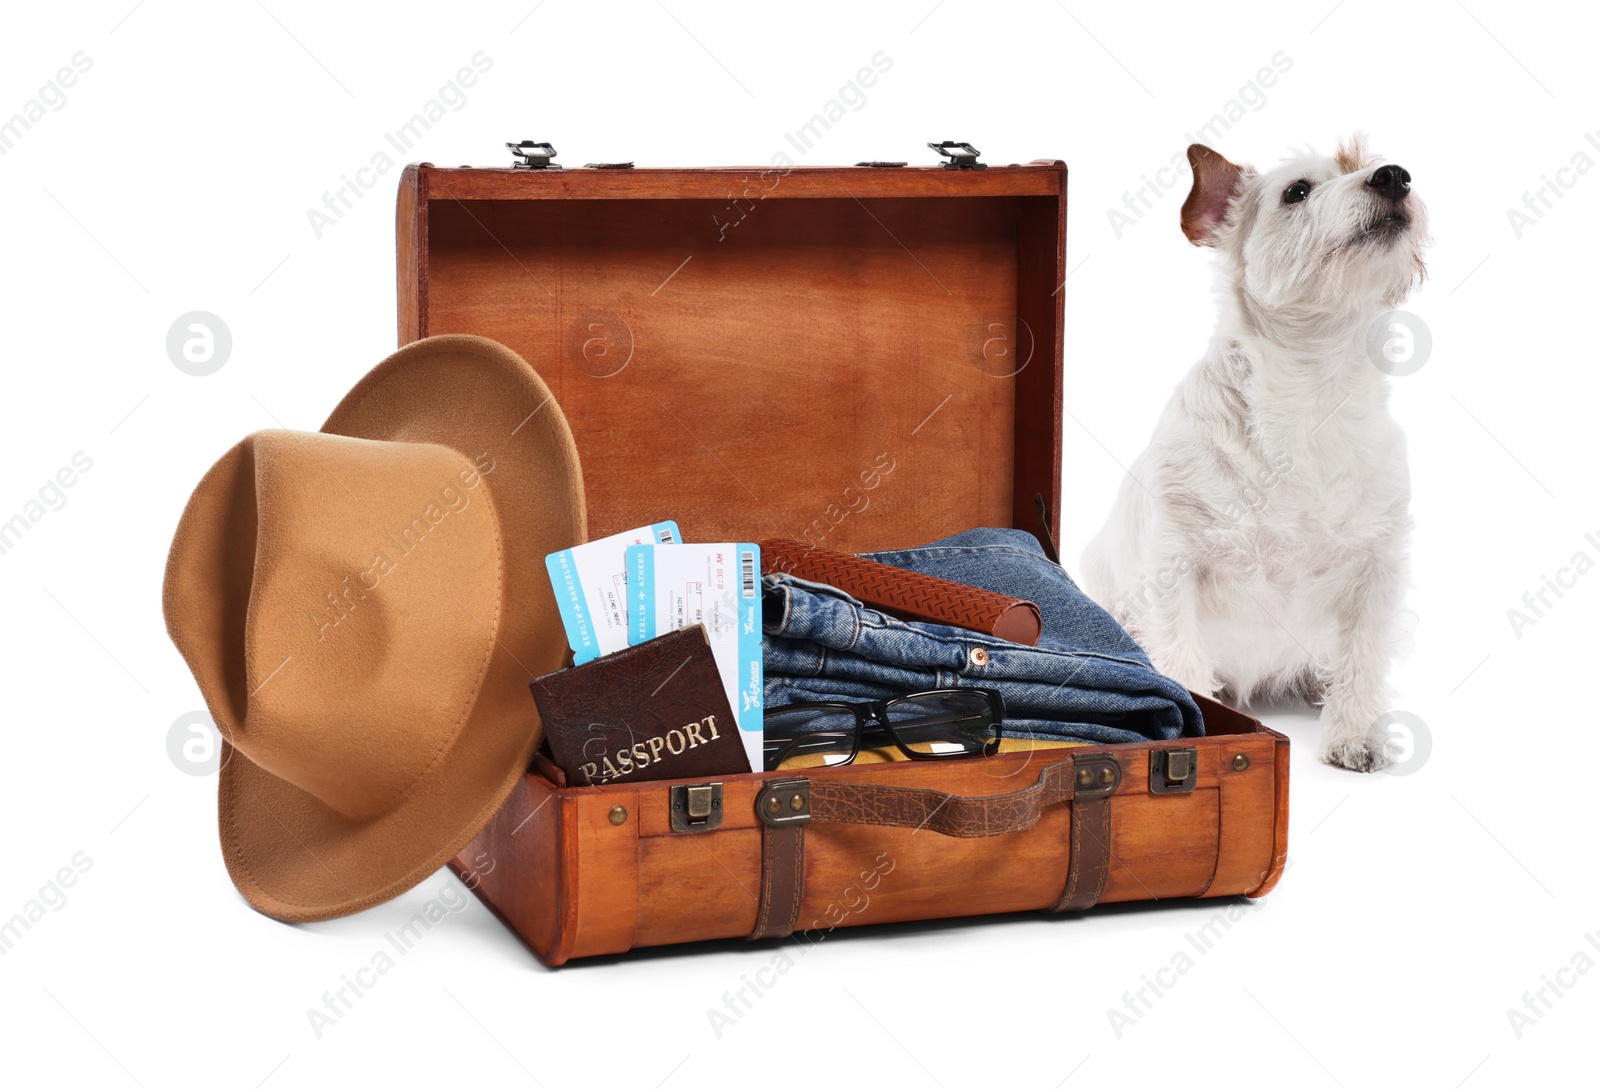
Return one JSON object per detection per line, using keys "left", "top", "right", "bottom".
{"left": 928, "top": 141, "right": 986, "bottom": 169}
{"left": 1149, "top": 748, "right": 1198, "bottom": 794}
{"left": 855, "top": 160, "right": 908, "bottom": 168}
{"left": 755, "top": 778, "right": 811, "bottom": 827}
{"left": 583, "top": 161, "right": 635, "bottom": 169}
{"left": 669, "top": 782, "right": 723, "bottom": 832}
{"left": 1073, "top": 754, "right": 1121, "bottom": 798}
{"left": 508, "top": 140, "right": 561, "bottom": 169}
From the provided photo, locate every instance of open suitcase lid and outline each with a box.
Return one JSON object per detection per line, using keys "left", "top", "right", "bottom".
{"left": 396, "top": 152, "right": 1066, "bottom": 556}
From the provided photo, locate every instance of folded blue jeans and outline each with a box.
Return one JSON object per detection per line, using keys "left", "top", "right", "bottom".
{"left": 762, "top": 528, "right": 1204, "bottom": 744}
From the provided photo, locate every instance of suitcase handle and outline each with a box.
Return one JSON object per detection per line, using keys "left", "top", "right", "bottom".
{"left": 750, "top": 753, "right": 1123, "bottom": 939}
{"left": 797, "top": 753, "right": 1120, "bottom": 839}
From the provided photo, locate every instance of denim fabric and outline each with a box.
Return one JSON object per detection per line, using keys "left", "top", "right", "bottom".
{"left": 762, "top": 528, "right": 1204, "bottom": 744}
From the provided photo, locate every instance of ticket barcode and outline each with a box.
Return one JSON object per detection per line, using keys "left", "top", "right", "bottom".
{"left": 741, "top": 550, "right": 757, "bottom": 599}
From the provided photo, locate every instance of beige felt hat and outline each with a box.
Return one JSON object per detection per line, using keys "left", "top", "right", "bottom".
{"left": 162, "top": 335, "right": 585, "bottom": 921}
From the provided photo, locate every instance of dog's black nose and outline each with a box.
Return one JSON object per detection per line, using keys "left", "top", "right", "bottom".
{"left": 1367, "top": 164, "right": 1411, "bottom": 201}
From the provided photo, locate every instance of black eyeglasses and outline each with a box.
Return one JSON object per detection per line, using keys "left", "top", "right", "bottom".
{"left": 762, "top": 688, "right": 1005, "bottom": 772}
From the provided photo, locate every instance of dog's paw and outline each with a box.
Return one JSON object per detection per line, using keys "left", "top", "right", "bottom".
{"left": 1319, "top": 735, "right": 1391, "bottom": 773}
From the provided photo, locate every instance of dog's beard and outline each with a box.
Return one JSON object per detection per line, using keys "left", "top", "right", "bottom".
{"left": 1351, "top": 212, "right": 1425, "bottom": 306}
{"left": 1249, "top": 238, "right": 1419, "bottom": 313}
{"left": 1361, "top": 208, "right": 1411, "bottom": 243}
{"left": 1279, "top": 211, "right": 1423, "bottom": 309}
{"left": 1329, "top": 196, "right": 1416, "bottom": 253}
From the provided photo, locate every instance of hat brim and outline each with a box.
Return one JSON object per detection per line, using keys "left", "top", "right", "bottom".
{"left": 213, "top": 335, "right": 585, "bottom": 921}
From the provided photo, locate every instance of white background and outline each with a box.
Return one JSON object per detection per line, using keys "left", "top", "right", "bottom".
{"left": 2, "top": 1, "right": 1595, "bottom": 1086}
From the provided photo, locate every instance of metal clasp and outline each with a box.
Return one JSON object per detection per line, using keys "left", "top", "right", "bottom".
{"left": 508, "top": 140, "right": 561, "bottom": 169}
{"left": 1149, "top": 748, "right": 1198, "bottom": 794}
{"left": 928, "top": 141, "right": 986, "bottom": 169}
{"left": 669, "top": 781, "right": 723, "bottom": 832}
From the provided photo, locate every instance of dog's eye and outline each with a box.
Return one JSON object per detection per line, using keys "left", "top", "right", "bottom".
{"left": 1282, "top": 180, "right": 1312, "bottom": 204}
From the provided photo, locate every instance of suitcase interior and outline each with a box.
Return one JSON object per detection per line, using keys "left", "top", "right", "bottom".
{"left": 398, "top": 162, "right": 1065, "bottom": 553}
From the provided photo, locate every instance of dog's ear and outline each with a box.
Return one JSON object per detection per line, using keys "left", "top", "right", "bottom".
{"left": 1181, "top": 144, "right": 1246, "bottom": 246}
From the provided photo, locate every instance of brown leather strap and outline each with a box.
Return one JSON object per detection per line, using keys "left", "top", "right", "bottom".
{"left": 1053, "top": 789, "right": 1113, "bottom": 911}
{"left": 750, "top": 823, "right": 805, "bottom": 940}
{"left": 808, "top": 761, "right": 1078, "bottom": 838}
{"left": 761, "top": 538, "right": 1043, "bottom": 646}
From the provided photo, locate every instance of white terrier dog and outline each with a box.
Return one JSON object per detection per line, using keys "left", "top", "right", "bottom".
{"left": 1081, "top": 137, "right": 1427, "bottom": 772}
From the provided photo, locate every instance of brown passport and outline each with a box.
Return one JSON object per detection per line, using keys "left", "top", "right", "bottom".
{"left": 760, "top": 538, "right": 1043, "bottom": 646}
{"left": 528, "top": 624, "right": 751, "bottom": 786}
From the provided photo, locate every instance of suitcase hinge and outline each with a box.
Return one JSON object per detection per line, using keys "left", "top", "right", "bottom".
{"left": 669, "top": 781, "right": 724, "bottom": 832}
{"left": 1149, "top": 748, "right": 1198, "bottom": 794}
{"left": 929, "top": 141, "right": 986, "bottom": 169}
{"left": 507, "top": 140, "right": 561, "bottom": 169}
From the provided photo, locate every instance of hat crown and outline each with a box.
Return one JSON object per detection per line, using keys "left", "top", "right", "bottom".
{"left": 162, "top": 335, "right": 587, "bottom": 921}
{"left": 221, "top": 431, "right": 503, "bottom": 821}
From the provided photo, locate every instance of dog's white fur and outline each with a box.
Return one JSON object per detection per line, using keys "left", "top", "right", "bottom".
{"left": 1081, "top": 137, "right": 1427, "bottom": 772}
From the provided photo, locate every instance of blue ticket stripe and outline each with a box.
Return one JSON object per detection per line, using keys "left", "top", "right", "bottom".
{"left": 654, "top": 520, "right": 681, "bottom": 544}
{"left": 545, "top": 549, "right": 598, "bottom": 664}
{"left": 626, "top": 544, "right": 656, "bottom": 645}
{"left": 735, "top": 542, "right": 763, "bottom": 736}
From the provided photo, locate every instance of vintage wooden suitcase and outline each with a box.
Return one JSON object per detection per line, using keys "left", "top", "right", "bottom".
{"left": 394, "top": 145, "right": 1290, "bottom": 966}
